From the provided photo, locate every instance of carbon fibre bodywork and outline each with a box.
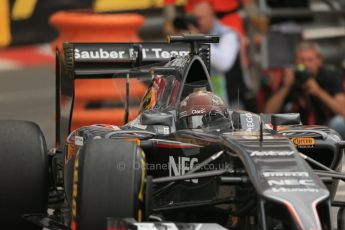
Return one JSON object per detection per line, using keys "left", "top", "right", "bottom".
{"left": 52, "top": 35, "right": 345, "bottom": 230}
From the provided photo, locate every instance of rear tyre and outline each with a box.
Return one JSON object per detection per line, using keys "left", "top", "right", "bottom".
{"left": 0, "top": 121, "right": 49, "bottom": 229}
{"left": 75, "top": 139, "right": 145, "bottom": 230}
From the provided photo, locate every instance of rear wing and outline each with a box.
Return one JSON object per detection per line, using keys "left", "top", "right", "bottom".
{"left": 66, "top": 42, "right": 212, "bottom": 78}
{"left": 56, "top": 41, "right": 211, "bottom": 146}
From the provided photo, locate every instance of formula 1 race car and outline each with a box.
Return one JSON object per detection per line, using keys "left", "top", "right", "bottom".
{"left": 1, "top": 35, "right": 345, "bottom": 230}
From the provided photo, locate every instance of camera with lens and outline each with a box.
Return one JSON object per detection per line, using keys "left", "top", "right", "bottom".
{"left": 291, "top": 64, "right": 312, "bottom": 95}
{"left": 173, "top": 14, "right": 199, "bottom": 32}
{"left": 294, "top": 64, "right": 311, "bottom": 85}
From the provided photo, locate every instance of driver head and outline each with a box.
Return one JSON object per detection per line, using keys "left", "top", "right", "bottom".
{"left": 178, "top": 90, "right": 228, "bottom": 129}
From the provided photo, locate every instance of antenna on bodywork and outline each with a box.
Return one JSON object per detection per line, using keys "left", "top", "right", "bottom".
{"left": 109, "top": 69, "right": 150, "bottom": 125}
{"left": 237, "top": 88, "right": 239, "bottom": 109}
{"left": 123, "top": 44, "right": 144, "bottom": 124}
{"left": 124, "top": 72, "right": 130, "bottom": 124}
{"left": 237, "top": 88, "right": 240, "bottom": 128}
{"left": 259, "top": 113, "right": 264, "bottom": 150}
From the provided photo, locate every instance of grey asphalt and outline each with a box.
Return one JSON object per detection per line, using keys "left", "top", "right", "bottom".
{"left": 0, "top": 65, "right": 344, "bottom": 227}
{"left": 0, "top": 65, "right": 55, "bottom": 147}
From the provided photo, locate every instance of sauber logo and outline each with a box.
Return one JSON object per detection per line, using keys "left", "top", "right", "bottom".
{"left": 250, "top": 151, "right": 294, "bottom": 157}
{"left": 192, "top": 108, "right": 206, "bottom": 115}
{"left": 169, "top": 156, "right": 198, "bottom": 183}
{"left": 75, "top": 48, "right": 127, "bottom": 59}
{"left": 74, "top": 48, "right": 189, "bottom": 60}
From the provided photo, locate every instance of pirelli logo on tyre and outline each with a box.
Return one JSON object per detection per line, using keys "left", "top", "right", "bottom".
{"left": 290, "top": 137, "right": 315, "bottom": 147}
{"left": 72, "top": 155, "right": 79, "bottom": 220}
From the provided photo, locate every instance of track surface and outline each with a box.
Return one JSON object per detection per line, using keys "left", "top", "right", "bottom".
{"left": 0, "top": 65, "right": 55, "bottom": 147}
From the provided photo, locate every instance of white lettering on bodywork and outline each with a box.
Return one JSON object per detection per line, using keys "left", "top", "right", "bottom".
{"left": 169, "top": 156, "right": 198, "bottom": 183}
{"left": 250, "top": 151, "right": 294, "bottom": 157}
{"left": 268, "top": 179, "right": 315, "bottom": 186}
{"left": 263, "top": 172, "right": 309, "bottom": 177}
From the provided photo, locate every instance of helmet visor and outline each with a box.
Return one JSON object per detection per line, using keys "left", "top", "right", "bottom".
{"left": 180, "top": 115, "right": 204, "bottom": 129}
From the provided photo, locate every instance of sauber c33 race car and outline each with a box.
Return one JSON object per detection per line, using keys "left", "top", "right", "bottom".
{"left": 1, "top": 35, "right": 345, "bottom": 230}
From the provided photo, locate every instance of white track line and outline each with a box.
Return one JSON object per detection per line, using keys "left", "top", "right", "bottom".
{"left": 0, "top": 58, "right": 21, "bottom": 72}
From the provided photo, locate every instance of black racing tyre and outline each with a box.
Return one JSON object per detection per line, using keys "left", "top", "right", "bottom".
{"left": 75, "top": 139, "right": 145, "bottom": 230}
{"left": 0, "top": 121, "right": 49, "bottom": 229}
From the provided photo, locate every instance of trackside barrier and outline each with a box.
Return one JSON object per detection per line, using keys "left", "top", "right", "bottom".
{"left": 49, "top": 11, "right": 144, "bottom": 50}
{"left": 50, "top": 11, "right": 146, "bottom": 130}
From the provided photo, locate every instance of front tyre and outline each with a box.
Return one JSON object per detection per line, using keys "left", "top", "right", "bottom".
{"left": 73, "top": 139, "right": 145, "bottom": 230}
{"left": 0, "top": 121, "right": 49, "bottom": 229}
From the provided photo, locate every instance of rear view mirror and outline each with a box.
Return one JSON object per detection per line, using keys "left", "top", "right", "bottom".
{"left": 271, "top": 113, "right": 301, "bottom": 130}
{"left": 141, "top": 110, "right": 174, "bottom": 127}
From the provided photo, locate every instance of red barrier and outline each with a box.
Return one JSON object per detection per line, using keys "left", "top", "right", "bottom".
{"left": 50, "top": 11, "right": 144, "bottom": 49}
{"left": 72, "top": 79, "right": 147, "bottom": 130}
{"left": 50, "top": 11, "right": 146, "bottom": 130}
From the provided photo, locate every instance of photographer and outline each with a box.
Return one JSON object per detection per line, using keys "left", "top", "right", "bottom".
{"left": 171, "top": 2, "right": 241, "bottom": 104}
{"left": 265, "top": 41, "right": 345, "bottom": 138}
{"left": 166, "top": 0, "right": 259, "bottom": 110}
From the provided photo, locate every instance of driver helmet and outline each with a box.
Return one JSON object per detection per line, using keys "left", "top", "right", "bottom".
{"left": 179, "top": 90, "right": 228, "bottom": 129}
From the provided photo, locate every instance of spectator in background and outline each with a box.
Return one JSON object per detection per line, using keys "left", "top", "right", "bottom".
{"left": 265, "top": 41, "right": 345, "bottom": 139}
{"left": 164, "top": 0, "right": 266, "bottom": 111}
{"left": 191, "top": 2, "right": 241, "bottom": 105}
{"left": 164, "top": 0, "right": 268, "bottom": 37}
